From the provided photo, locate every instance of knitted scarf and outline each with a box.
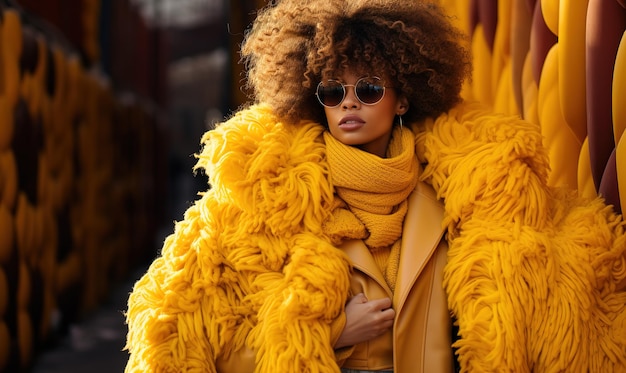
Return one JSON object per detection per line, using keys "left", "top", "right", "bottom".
{"left": 323, "top": 126, "right": 418, "bottom": 289}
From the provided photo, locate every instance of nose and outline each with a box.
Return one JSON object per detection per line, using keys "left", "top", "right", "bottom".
{"left": 341, "top": 85, "right": 360, "bottom": 108}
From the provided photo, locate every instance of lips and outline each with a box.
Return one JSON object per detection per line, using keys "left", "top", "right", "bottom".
{"left": 339, "top": 115, "right": 365, "bottom": 130}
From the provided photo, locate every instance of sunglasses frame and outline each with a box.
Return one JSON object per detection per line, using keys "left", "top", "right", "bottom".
{"left": 315, "top": 76, "right": 388, "bottom": 108}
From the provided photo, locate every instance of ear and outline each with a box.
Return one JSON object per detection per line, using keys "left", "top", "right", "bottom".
{"left": 396, "top": 95, "right": 409, "bottom": 115}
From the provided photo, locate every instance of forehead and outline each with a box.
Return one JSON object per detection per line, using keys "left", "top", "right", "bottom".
{"left": 330, "top": 64, "right": 386, "bottom": 81}
{"left": 335, "top": 70, "right": 363, "bottom": 82}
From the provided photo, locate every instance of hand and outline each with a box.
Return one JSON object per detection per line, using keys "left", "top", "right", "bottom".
{"left": 335, "top": 293, "right": 395, "bottom": 349}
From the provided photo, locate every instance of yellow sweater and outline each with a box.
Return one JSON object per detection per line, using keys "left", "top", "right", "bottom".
{"left": 125, "top": 102, "right": 626, "bottom": 372}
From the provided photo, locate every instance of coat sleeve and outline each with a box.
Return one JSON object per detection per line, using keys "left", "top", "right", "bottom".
{"left": 420, "top": 101, "right": 626, "bottom": 372}
{"left": 125, "top": 105, "right": 353, "bottom": 372}
{"left": 124, "top": 204, "right": 219, "bottom": 373}
{"left": 329, "top": 311, "right": 357, "bottom": 366}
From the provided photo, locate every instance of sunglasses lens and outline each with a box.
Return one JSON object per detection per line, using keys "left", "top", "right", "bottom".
{"left": 317, "top": 81, "right": 345, "bottom": 107}
{"left": 356, "top": 78, "right": 385, "bottom": 104}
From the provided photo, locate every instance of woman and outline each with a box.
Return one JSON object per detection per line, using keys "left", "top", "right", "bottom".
{"left": 124, "top": 0, "right": 626, "bottom": 372}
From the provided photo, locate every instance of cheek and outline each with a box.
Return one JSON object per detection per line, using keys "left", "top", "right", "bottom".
{"left": 324, "top": 108, "right": 340, "bottom": 125}
{"left": 323, "top": 108, "right": 333, "bottom": 121}
{"left": 379, "top": 101, "right": 400, "bottom": 119}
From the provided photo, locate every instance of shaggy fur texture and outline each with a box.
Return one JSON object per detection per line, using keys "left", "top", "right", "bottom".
{"left": 125, "top": 105, "right": 352, "bottom": 372}
{"left": 418, "top": 101, "right": 626, "bottom": 372}
{"left": 125, "top": 102, "right": 626, "bottom": 372}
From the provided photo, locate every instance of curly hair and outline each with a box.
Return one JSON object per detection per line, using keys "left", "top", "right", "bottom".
{"left": 241, "top": 0, "right": 471, "bottom": 125}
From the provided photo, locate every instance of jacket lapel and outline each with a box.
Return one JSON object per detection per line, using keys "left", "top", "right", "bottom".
{"left": 339, "top": 182, "right": 446, "bottom": 307}
{"left": 393, "top": 181, "right": 446, "bottom": 312}
{"left": 340, "top": 239, "right": 393, "bottom": 297}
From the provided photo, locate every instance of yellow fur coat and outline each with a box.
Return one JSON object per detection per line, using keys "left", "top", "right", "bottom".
{"left": 125, "top": 102, "right": 626, "bottom": 372}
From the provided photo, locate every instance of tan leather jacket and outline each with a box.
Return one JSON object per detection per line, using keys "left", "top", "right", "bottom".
{"left": 339, "top": 181, "right": 454, "bottom": 373}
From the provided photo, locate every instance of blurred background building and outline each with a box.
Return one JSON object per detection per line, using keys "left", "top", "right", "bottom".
{"left": 0, "top": 0, "right": 264, "bottom": 371}
{"left": 0, "top": 0, "right": 624, "bottom": 372}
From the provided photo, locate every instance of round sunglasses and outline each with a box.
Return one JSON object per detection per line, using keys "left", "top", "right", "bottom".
{"left": 315, "top": 76, "right": 389, "bottom": 108}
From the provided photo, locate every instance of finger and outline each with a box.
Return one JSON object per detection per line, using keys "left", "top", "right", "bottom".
{"left": 370, "top": 297, "right": 392, "bottom": 310}
{"left": 375, "top": 319, "right": 394, "bottom": 336}
{"left": 380, "top": 307, "right": 396, "bottom": 321}
{"left": 380, "top": 316, "right": 394, "bottom": 327}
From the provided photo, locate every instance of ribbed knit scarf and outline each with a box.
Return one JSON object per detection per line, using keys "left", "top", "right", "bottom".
{"left": 323, "top": 126, "right": 418, "bottom": 290}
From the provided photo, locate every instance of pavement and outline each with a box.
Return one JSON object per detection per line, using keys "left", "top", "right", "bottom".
{"left": 30, "top": 267, "right": 146, "bottom": 373}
